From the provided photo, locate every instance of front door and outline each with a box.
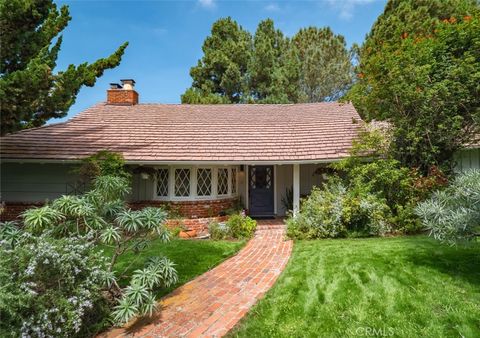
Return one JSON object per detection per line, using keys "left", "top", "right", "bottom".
{"left": 248, "top": 165, "right": 274, "bottom": 217}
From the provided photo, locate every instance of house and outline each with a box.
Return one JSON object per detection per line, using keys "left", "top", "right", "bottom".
{"left": 1, "top": 80, "right": 478, "bottom": 223}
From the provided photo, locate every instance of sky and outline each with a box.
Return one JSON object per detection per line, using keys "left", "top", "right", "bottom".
{"left": 54, "top": 0, "right": 387, "bottom": 122}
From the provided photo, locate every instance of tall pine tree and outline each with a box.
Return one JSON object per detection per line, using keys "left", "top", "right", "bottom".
{"left": 0, "top": 0, "right": 128, "bottom": 135}
{"left": 181, "top": 17, "right": 251, "bottom": 103}
{"left": 293, "top": 27, "right": 353, "bottom": 102}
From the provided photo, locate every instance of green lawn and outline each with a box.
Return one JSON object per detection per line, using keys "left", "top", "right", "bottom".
{"left": 101, "top": 238, "right": 245, "bottom": 297}
{"left": 229, "top": 236, "right": 480, "bottom": 338}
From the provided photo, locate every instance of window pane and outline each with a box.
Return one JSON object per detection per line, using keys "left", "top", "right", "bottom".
{"left": 175, "top": 168, "right": 190, "bottom": 197}
{"left": 156, "top": 168, "right": 169, "bottom": 197}
{"left": 197, "top": 168, "right": 212, "bottom": 196}
{"left": 218, "top": 168, "right": 228, "bottom": 195}
{"left": 231, "top": 168, "right": 237, "bottom": 194}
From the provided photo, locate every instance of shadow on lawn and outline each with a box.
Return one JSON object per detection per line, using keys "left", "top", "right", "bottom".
{"left": 405, "top": 238, "right": 480, "bottom": 287}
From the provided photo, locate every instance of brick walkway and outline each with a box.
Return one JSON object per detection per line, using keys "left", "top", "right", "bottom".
{"left": 102, "top": 219, "right": 292, "bottom": 338}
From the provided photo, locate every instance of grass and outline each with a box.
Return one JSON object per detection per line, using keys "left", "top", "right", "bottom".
{"left": 228, "top": 236, "right": 480, "bottom": 338}
{"left": 101, "top": 238, "right": 245, "bottom": 297}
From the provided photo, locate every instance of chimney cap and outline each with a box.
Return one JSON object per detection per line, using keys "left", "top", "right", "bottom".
{"left": 120, "top": 79, "right": 136, "bottom": 85}
{"left": 110, "top": 83, "right": 122, "bottom": 89}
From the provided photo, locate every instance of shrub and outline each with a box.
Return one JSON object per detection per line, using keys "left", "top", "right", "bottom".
{"left": 286, "top": 179, "right": 391, "bottom": 239}
{"left": 208, "top": 221, "right": 230, "bottom": 240}
{"left": 415, "top": 169, "right": 480, "bottom": 245}
{"left": 227, "top": 214, "right": 257, "bottom": 239}
{"left": 209, "top": 214, "right": 257, "bottom": 240}
{"left": 0, "top": 233, "right": 109, "bottom": 338}
{"left": 76, "top": 150, "right": 131, "bottom": 180}
{"left": 1, "top": 173, "right": 178, "bottom": 332}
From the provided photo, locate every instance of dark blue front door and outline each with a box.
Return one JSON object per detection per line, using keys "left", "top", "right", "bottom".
{"left": 248, "top": 166, "right": 274, "bottom": 217}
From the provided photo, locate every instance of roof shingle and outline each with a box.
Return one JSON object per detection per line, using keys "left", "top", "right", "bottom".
{"left": 0, "top": 102, "right": 362, "bottom": 163}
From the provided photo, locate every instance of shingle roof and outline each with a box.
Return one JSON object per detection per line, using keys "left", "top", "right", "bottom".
{"left": 0, "top": 102, "right": 362, "bottom": 163}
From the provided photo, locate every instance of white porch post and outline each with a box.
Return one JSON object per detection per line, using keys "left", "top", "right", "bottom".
{"left": 293, "top": 163, "right": 300, "bottom": 216}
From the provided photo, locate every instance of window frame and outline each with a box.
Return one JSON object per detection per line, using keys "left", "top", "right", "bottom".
{"left": 151, "top": 165, "right": 239, "bottom": 201}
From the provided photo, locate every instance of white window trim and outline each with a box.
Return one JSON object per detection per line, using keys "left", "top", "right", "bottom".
{"left": 195, "top": 167, "right": 214, "bottom": 199}
{"left": 151, "top": 165, "right": 239, "bottom": 202}
{"left": 153, "top": 166, "right": 170, "bottom": 201}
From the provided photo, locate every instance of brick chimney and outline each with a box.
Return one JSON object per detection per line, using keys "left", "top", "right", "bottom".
{"left": 107, "top": 79, "right": 139, "bottom": 105}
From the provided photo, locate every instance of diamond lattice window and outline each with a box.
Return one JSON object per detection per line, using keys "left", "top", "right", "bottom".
{"left": 218, "top": 168, "right": 229, "bottom": 195}
{"left": 231, "top": 168, "right": 237, "bottom": 194}
{"left": 197, "top": 168, "right": 212, "bottom": 196}
{"left": 175, "top": 168, "right": 191, "bottom": 197}
{"left": 156, "top": 168, "right": 169, "bottom": 197}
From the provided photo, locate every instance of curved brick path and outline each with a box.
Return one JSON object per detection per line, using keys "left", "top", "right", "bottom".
{"left": 102, "top": 219, "right": 292, "bottom": 338}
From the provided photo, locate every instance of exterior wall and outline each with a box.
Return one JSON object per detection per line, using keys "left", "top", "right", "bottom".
{"left": 454, "top": 148, "right": 480, "bottom": 173}
{"left": 129, "top": 198, "right": 237, "bottom": 219}
{"left": 275, "top": 165, "right": 292, "bottom": 216}
{"left": 1, "top": 162, "right": 80, "bottom": 202}
{"left": 273, "top": 164, "right": 327, "bottom": 216}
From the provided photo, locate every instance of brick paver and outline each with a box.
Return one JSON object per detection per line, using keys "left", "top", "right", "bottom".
{"left": 101, "top": 219, "right": 292, "bottom": 338}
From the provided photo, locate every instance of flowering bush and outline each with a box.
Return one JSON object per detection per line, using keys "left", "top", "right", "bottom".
{"left": 416, "top": 169, "right": 480, "bottom": 245}
{"left": 0, "top": 233, "right": 109, "bottom": 338}
{"left": 0, "top": 170, "right": 178, "bottom": 334}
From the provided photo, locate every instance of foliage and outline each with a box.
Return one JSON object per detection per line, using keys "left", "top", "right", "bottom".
{"left": 113, "top": 256, "right": 177, "bottom": 324}
{"left": 0, "top": 0, "right": 128, "bottom": 135}
{"left": 209, "top": 221, "right": 230, "bottom": 240}
{"left": 209, "top": 214, "right": 257, "bottom": 240}
{"left": 181, "top": 17, "right": 251, "bottom": 103}
{"left": 416, "top": 170, "right": 480, "bottom": 245}
{"left": 227, "top": 214, "right": 257, "bottom": 239}
{"left": 1, "top": 172, "right": 177, "bottom": 332}
{"left": 286, "top": 179, "right": 391, "bottom": 239}
{"left": 76, "top": 150, "right": 131, "bottom": 180}
{"left": 293, "top": 27, "right": 353, "bottom": 102}
{"left": 182, "top": 17, "right": 353, "bottom": 104}
{"left": 0, "top": 232, "right": 109, "bottom": 338}
{"left": 281, "top": 187, "right": 293, "bottom": 215}
{"left": 228, "top": 236, "right": 480, "bottom": 338}
{"left": 348, "top": 0, "right": 480, "bottom": 172}
{"left": 333, "top": 127, "right": 444, "bottom": 233}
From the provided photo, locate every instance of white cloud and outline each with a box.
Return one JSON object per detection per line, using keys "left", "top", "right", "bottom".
{"left": 198, "top": 0, "right": 216, "bottom": 9}
{"left": 327, "top": 0, "right": 375, "bottom": 20}
{"left": 264, "top": 3, "right": 280, "bottom": 12}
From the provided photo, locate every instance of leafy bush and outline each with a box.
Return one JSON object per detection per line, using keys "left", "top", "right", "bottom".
{"left": 0, "top": 233, "right": 109, "bottom": 338}
{"left": 209, "top": 214, "right": 257, "bottom": 240}
{"left": 416, "top": 169, "right": 480, "bottom": 245}
{"left": 208, "top": 221, "right": 230, "bottom": 240}
{"left": 227, "top": 214, "right": 257, "bottom": 239}
{"left": 286, "top": 179, "right": 391, "bottom": 239}
{"left": 0, "top": 173, "right": 178, "bottom": 333}
{"left": 76, "top": 150, "right": 131, "bottom": 180}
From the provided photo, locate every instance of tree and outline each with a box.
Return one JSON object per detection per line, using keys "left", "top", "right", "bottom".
{"left": 347, "top": 0, "right": 480, "bottom": 172}
{"left": 0, "top": 0, "right": 128, "bottom": 135}
{"left": 181, "top": 17, "right": 251, "bottom": 103}
{"left": 182, "top": 18, "right": 352, "bottom": 104}
{"left": 248, "top": 19, "right": 301, "bottom": 103}
{"left": 293, "top": 27, "right": 353, "bottom": 102}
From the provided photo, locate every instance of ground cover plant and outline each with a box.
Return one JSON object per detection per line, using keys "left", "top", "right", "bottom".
{"left": 228, "top": 236, "right": 480, "bottom": 338}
